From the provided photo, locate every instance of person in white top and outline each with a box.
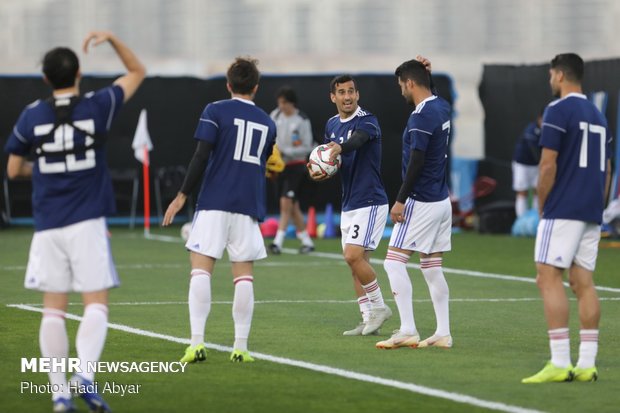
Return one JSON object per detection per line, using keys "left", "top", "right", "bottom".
{"left": 268, "top": 86, "right": 315, "bottom": 254}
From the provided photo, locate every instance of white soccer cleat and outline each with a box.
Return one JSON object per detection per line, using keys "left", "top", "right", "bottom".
{"left": 362, "top": 305, "right": 392, "bottom": 336}
{"left": 342, "top": 322, "right": 378, "bottom": 336}
{"left": 376, "top": 330, "right": 420, "bottom": 349}
{"left": 417, "top": 334, "right": 453, "bottom": 348}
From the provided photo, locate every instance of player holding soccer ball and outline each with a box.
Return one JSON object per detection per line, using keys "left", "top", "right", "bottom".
{"left": 376, "top": 56, "right": 454, "bottom": 350}
{"left": 163, "top": 57, "right": 277, "bottom": 365}
{"left": 308, "top": 75, "right": 392, "bottom": 336}
{"left": 4, "top": 31, "right": 145, "bottom": 412}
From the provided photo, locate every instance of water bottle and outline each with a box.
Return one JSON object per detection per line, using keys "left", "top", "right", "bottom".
{"left": 292, "top": 129, "right": 301, "bottom": 146}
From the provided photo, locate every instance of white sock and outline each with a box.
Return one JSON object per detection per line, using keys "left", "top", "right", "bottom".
{"left": 357, "top": 296, "right": 371, "bottom": 323}
{"left": 296, "top": 230, "right": 314, "bottom": 247}
{"left": 274, "top": 230, "right": 286, "bottom": 247}
{"left": 384, "top": 251, "right": 417, "bottom": 335}
{"left": 548, "top": 328, "right": 571, "bottom": 368}
{"left": 40, "top": 309, "right": 70, "bottom": 401}
{"left": 233, "top": 276, "right": 254, "bottom": 351}
{"left": 577, "top": 329, "right": 599, "bottom": 369}
{"left": 420, "top": 258, "right": 450, "bottom": 336}
{"left": 516, "top": 194, "right": 528, "bottom": 217}
{"left": 532, "top": 195, "right": 539, "bottom": 212}
{"left": 76, "top": 303, "right": 108, "bottom": 382}
{"left": 189, "top": 269, "right": 211, "bottom": 346}
{"left": 361, "top": 279, "right": 385, "bottom": 309}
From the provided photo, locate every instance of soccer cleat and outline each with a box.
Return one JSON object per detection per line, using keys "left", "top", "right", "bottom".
{"left": 342, "top": 322, "right": 378, "bottom": 336}
{"left": 299, "top": 244, "right": 315, "bottom": 254}
{"left": 268, "top": 243, "right": 282, "bottom": 255}
{"left": 521, "top": 361, "right": 574, "bottom": 384}
{"left": 417, "top": 334, "right": 453, "bottom": 349}
{"left": 573, "top": 366, "right": 598, "bottom": 382}
{"left": 69, "top": 375, "right": 111, "bottom": 412}
{"left": 376, "top": 330, "right": 420, "bottom": 349}
{"left": 230, "top": 349, "right": 255, "bottom": 363}
{"left": 362, "top": 305, "right": 392, "bottom": 336}
{"left": 180, "top": 344, "right": 207, "bottom": 363}
{"left": 53, "top": 397, "right": 75, "bottom": 413}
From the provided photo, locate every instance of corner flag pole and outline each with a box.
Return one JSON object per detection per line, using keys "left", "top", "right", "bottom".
{"left": 131, "top": 109, "right": 153, "bottom": 237}
{"left": 143, "top": 145, "right": 151, "bottom": 237}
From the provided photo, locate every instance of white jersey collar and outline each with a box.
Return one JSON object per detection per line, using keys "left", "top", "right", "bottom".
{"left": 232, "top": 96, "right": 256, "bottom": 106}
{"left": 565, "top": 92, "right": 587, "bottom": 100}
{"left": 53, "top": 92, "right": 77, "bottom": 99}
{"left": 339, "top": 106, "right": 361, "bottom": 123}
{"left": 413, "top": 95, "right": 437, "bottom": 114}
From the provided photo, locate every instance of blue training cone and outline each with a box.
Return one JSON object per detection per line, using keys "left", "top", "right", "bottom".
{"left": 324, "top": 203, "right": 336, "bottom": 238}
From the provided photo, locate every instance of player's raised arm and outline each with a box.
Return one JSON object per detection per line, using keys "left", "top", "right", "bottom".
{"left": 82, "top": 31, "right": 146, "bottom": 102}
{"left": 416, "top": 55, "right": 432, "bottom": 73}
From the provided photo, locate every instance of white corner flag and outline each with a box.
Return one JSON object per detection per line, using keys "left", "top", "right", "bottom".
{"left": 132, "top": 109, "right": 153, "bottom": 165}
{"left": 132, "top": 109, "right": 153, "bottom": 235}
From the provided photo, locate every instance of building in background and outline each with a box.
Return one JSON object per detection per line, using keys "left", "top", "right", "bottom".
{"left": 2, "top": 0, "right": 620, "bottom": 158}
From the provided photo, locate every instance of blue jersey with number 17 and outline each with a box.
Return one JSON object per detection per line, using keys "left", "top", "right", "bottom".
{"left": 324, "top": 106, "right": 388, "bottom": 211}
{"left": 540, "top": 93, "right": 612, "bottom": 224}
{"left": 3, "top": 86, "right": 124, "bottom": 231}
{"left": 194, "top": 97, "right": 277, "bottom": 221}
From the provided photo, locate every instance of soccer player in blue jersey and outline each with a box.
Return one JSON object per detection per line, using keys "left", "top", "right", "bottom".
{"left": 376, "top": 57, "right": 453, "bottom": 350}
{"left": 512, "top": 112, "right": 543, "bottom": 217}
{"left": 163, "top": 57, "right": 277, "bottom": 364}
{"left": 4, "top": 31, "right": 145, "bottom": 412}
{"left": 522, "top": 53, "right": 612, "bottom": 384}
{"left": 309, "top": 75, "right": 392, "bottom": 336}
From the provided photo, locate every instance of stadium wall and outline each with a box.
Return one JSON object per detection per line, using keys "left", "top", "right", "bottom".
{"left": 0, "top": 73, "right": 455, "bottom": 220}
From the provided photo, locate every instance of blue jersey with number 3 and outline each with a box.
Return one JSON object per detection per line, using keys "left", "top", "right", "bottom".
{"left": 324, "top": 106, "right": 388, "bottom": 211}
{"left": 401, "top": 95, "right": 451, "bottom": 202}
{"left": 194, "top": 97, "right": 277, "bottom": 221}
{"left": 540, "top": 93, "right": 612, "bottom": 223}
{"left": 4, "top": 86, "right": 124, "bottom": 231}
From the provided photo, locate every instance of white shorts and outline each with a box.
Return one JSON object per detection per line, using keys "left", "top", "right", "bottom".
{"left": 340, "top": 204, "right": 388, "bottom": 251}
{"left": 389, "top": 197, "right": 452, "bottom": 254}
{"left": 25, "top": 217, "right": 120, "bottom": 293}
{"left": 535, "top": 219, "right": 601, "bottom": 271}
{"left": 512, "top": 161, "right": 538, "bottom": 191}
{"left": 186, "top": 210, "right": 267, "bottom": 262}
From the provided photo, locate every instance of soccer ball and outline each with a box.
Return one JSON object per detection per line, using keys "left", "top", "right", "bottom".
{"left": 308, "top": 144, "right": 341, "bottom": 177}
{"left": 181, "top": 222, "right": 192, "bottom": 241}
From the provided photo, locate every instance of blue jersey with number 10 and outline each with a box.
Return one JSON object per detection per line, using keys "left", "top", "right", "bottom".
{"left": 194, "top": 97, "right": 277, "bottom": 221}
{"left": 540, "top": 93, "right": 612, "bottom": 224}
{"left": 4, "top": 86, "right": 124, "bottom": 231}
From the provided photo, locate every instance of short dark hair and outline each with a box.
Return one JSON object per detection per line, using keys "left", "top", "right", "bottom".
{"left": 227, "top": 57, "right": 260, "bottom": 95}
{"left": 42, "top": 47, "right": 80, "bottom": 89}
{"left": 394, "top": 59, "right": 431, "bottom": 89}
{"left": 330, "top": 74, "right": 356, "bottom": 93}
{"left": 550, "top": 53, "right": 584, "bottom": 83}
{"left": 276, "top": 86, "right": 297, "bottom": 105}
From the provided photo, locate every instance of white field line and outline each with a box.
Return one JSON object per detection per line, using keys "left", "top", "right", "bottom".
{"left": 9, "top": 297, "right": 620, "bottom": 308}
{"left": 143, "top": 233, "right": 181, "bottom": 243}
{"left": 0, "top": 261, "right": 343, "bottom": 271}
{"left": 7, "top": 303, "right": 545, "bottom": 413}
{"left": 281, "top": 248, "right": 620, "bottom": 294}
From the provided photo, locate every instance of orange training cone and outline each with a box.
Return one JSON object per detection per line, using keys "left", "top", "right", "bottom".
{"left": 306, "top": 206, "right": 317, "bottom": 238}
